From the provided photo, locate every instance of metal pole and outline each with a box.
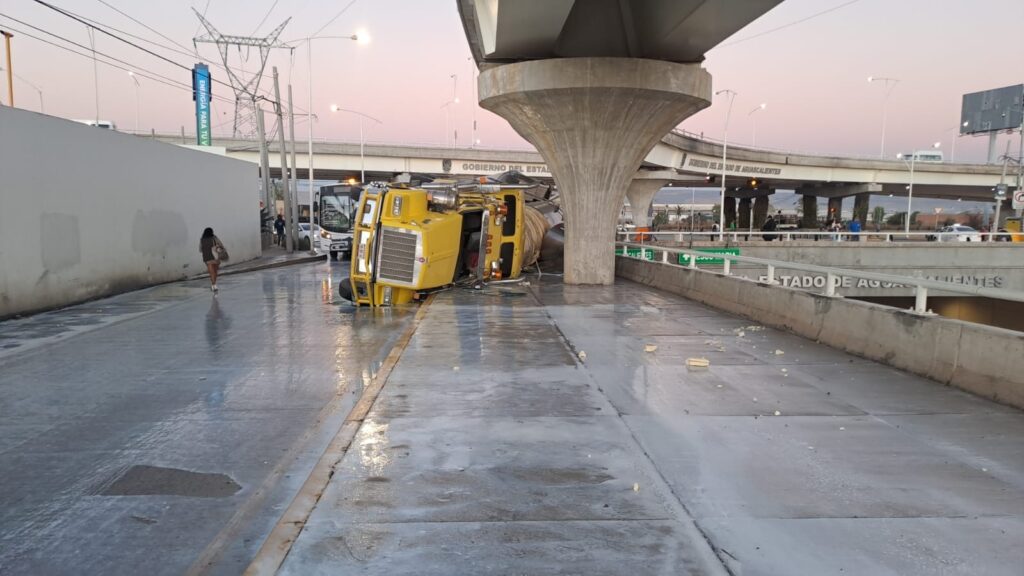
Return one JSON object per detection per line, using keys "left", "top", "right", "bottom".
{"left": 288, "top": 83, "right": 299, "bottom": 237}
{"left": 716, "top": 90, "right": 736, "bottom": 241}
{"left": 993, "top": 146, "right": 1009, "bottom": 241}
{"left": 1, "top": 31, "right": 13, "bottom": 106}
{"left": 359, "top": 114, "right": 365, "bottom": 183}
{"left": 255, "top": 104, "right": 272, "bottom": 241}
{"left": 272, "top": 67, "right": 293, "bottom": 252}
{"left": 1017, "top": 113, "right": 1024, "bottom": 221}
{"left": 306, "top": 38, "right": 316, "bottom": 253}
{"left": 905, "top": 154, "right": 915, "bottom": 235}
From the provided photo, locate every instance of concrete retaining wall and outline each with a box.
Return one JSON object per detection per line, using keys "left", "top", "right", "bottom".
{"left": 617, "top": 257, "right": 1024, "bottom": 410}
{"left": 0, "top": 108, "right": 260, "bottom": 318}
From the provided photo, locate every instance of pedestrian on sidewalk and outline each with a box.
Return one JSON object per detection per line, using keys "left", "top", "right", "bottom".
{"left": 274, "top": 214, "right": 285, "bottom": 247}
{"left": 200, "top": 227, "right": 228, "bottom": 293}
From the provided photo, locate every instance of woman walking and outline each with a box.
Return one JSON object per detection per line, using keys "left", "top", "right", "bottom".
{"left": 200, "top": 227, "right": 228, "bottom": 292}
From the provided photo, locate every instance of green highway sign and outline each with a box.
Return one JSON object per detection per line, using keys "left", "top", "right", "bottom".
{"left": 615, "top": 247, "right": 655, "bottom": 260}
{"left": 678, "top": 248, "right": 740, "bottom": 265}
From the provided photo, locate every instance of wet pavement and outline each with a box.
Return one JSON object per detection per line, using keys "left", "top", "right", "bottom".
{"left": 0, "top": 260, "right": 413, "bottom": 575}
{"left": 277, "top": 278, "right": 1024, "bottom": 576}
{"left": 4, "top": 268, "right": 1023, "bottom": 575}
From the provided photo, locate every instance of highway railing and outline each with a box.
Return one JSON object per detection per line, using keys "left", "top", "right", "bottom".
{"left": 614, "top": 240, "right": 1024, "bottom": 314}
{"left": 617, "top": 230, "right": 1020, "bottom": 243}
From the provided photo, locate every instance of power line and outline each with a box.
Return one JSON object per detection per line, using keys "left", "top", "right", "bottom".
{"left": 93, "top": 0, "right": 194, "bottom": 54}
{"left": 26, "top": 1, "right": 311, "bottom": 114}
{"left": 30, "top": 0, "right": 244, "bottom": 95}
{"left": 0, "top": 22, "right": 222, "bottom": 102}
{"left": 309, "top": 0, "right": 358, "bottom": 40}
{"left": 717, "top": 0, "right": 863, "bottom": 48}
{"left": 251, "top": 0, "right": 280, "bottom": 36}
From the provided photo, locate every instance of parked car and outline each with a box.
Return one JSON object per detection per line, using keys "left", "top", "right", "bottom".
{"left": 298, "top": 223, "right": 321, "bottom": 249}
{"left": 934, "top": 224, "right": 982, "bottom": 242}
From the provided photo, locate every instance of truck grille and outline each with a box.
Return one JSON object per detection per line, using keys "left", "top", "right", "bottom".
{"left": 377, "top": 227, "right": 418, "bottom": 284}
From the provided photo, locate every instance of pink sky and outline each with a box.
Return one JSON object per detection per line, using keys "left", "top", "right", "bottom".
{"left": 2, "top": 0, "right": 1022, "bottom": 163}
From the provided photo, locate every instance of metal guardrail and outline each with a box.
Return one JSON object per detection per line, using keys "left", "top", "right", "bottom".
{"left": 615, "top": 241, "right": 1024, "bottom": 314}
{"left": 618, "top": 230, "right": 1020, "bottom": 243}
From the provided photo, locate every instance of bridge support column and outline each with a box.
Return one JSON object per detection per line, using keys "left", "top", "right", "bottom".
{"left": 480, "top": 58, "right": 710, "bottom": 284}
{"left": 626, "top": 180, "right": 666, "bottom": 228}
{"left": 738, "top": 198, "right": 752, "bottom": 230}
{"left": 854, "top": 193, "right": 870, "bottom": 226}
{"left": 827, "top": 197, "right": 843, "bottom": 222}
{"left": 753, "top": 195, "right": 770, "bottom": 229}
{"left": 802, "top": 195, "right": 818, "bottom": 228}
{"left": 724, "top": 197, "right": 737, "bottom": 230}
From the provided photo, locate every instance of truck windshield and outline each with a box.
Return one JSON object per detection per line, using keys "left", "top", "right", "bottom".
{"left": 321, "top": 194, "right": 357, "bottom": 233}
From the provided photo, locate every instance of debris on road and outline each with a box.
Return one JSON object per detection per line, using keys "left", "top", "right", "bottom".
{"left": 644, "top": 344, "right": 658, "bottom": 353}
{"left": 686, "top": 357, "right": 710, "bottom": 368}
{"left": 774, "top": 349, "right": 785, "bottom": 356}
{"left": 578, "top": 350, "right": 587, "bottom": 361}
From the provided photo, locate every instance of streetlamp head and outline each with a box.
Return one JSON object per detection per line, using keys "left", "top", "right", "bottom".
{"left": 759, "top": 102, "right": 767, "bottom": 110}
{"left": 354, "top": 30, "right": 370, "bottom": 44}
{"left": 330, "top": 104, "right": 339, "bottom": 112}
{"left": 932, "top": 141, "right": 941, "bottom": 148}
{"left": 454, "top": 97, "right": 460, "bottom": 104}
{"left": 896, "top": 153, "right": 904, "bottom": 159}
{"left": 128, "top": 71, "right": 135, "bottom": 77}
{"left": 867, "top": 76, "right": 873, "bottom": 83}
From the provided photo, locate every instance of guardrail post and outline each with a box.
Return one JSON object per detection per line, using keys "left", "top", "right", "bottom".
{"left": 766, "top": 264, "right": 776, "bottom": 284}
{"left": 914, "top": 285, "right": 928, "bottom": 314}
{"left": 723, "top": 259, "right": 731, "bottom": 276}
{"left": 661, "top": 250, "right": 669, "bottom": 264}
{"left": 825, "top": 272, "right": 838, "bottom": 297}
{"left": 688, "top": 253, "right": 697, "bottom": 269}
{"left": 676, "top": 232, "right": 683, "bottom": 242}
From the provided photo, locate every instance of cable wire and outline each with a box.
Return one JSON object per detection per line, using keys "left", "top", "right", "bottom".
{"left": 717, "top": 0, "right": 863, "bottom": 48}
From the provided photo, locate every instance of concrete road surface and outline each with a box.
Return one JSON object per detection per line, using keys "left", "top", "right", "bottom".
{"left": 2, "top": 265, "right": 1022, "bottom": 575}
{"left": 0, "top": 260, "right": 413, "bottom": 575}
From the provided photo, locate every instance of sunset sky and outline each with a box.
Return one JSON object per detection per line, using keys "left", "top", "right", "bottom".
{"left": 2, "top": 0, "right": 1022, "bottom": 163}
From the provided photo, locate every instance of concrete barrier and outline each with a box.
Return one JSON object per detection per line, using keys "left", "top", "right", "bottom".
{"left": 0, "top": 107, "right": 260, "bottom": 318}
{"left": 617, "top": 256, "right": 1024, "bottom": 410}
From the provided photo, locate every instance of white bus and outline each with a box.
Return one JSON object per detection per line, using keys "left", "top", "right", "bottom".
{"left": 897, "top": 150, "right": 944, "bottom": 163}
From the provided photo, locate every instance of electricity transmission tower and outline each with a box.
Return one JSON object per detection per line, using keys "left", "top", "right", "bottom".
{"left": 192, "top": 10, "right": 290, "bottom": 138}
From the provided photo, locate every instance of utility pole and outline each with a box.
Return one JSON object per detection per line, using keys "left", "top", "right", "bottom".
{"left": 272, "top": 67, "right": 293, "bottom": 252}
{"left": 994, "top": 140, "right": 1011, "bottom": 240}
{"left": 255, "top": 105, "right": 273, "bottom": 240}
{"left": 288, "top": 83, "right": 300, "bottom": 239}
{"left": 1, "top": 30, "right": 13, "bottom": 107}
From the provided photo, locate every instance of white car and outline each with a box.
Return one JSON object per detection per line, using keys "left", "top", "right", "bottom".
{"left": 935, "top": 224, "right": 982, "bottom": 242}
{"left": 298, "top": 223, "right": 320, "bottom": 248}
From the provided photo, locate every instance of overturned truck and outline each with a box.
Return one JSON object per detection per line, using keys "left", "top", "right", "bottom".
{"left": 340, "top": 177, "right": 552, "bottom": 307}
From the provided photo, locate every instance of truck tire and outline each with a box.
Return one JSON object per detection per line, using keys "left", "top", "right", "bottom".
{"left": 330, "top": 250, "right": 338, "bottom": 261}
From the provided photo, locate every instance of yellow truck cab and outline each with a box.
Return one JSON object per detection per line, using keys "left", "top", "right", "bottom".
{"left": 343, "top": 180, "right": 541, "bottom": 306}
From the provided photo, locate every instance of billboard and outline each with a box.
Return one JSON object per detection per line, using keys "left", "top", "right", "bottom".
{"left": 960, "top": 84, "right": 1024, "bottom": 135}
{"left": 192, "top": 63, "right": 212, "bottom": 146}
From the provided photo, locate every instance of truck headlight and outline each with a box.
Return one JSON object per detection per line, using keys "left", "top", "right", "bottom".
{"left": 320, "top": 230, "right": 330, "bottom": 239}
{"left": 391, "top": 196, "right": 403, "bottom": 217}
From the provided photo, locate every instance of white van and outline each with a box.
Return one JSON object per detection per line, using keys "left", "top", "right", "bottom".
{"left": 73, "top": 119, "right": 117, "bottom": 130}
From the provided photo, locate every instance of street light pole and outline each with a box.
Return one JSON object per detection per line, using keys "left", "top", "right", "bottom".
{"left": 898, "top": 142, "right": 940, "bottom": 235}
{"left": 330, "top": 105, "right": 382, "bottom": 184}
{"left": 749, "top": 102, "right": 766, "bottom": 147}
{"left": 716, "top": 89, "right": 737, "bottom": 240}
{"left": 128, "top": 71, "right": 140, "bottom": 133}
{"left": 305, "top": 33, "right": 365, "bottom": 253}
{"left": 1, "top": 30, "right": 13, "bottom": 107}
{"left": 868, "top": 76, "right": 899, "bottom": 159}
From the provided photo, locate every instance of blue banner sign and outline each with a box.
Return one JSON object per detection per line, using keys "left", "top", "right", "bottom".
{"left": 192, "top": 63, "right": 212, "bottom": 146}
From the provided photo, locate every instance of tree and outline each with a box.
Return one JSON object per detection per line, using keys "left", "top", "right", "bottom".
{"left": 886, "top": 211, "right": 906, "bottom": 226}
{"left": 872, "top": 205, "right": 886, "bottom": 227}
{"left": 910, "top": 211, "right": 920, "bottom": 228}
{"left": 652, "top": 212, "right": 669, "bottom": 230}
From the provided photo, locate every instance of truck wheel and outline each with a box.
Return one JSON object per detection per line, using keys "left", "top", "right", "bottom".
{"left": 338, "top": 277, "right": 354, "bottom": 301}
{"left": 330, "top": 250, "right": 338, "bottom": 261}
